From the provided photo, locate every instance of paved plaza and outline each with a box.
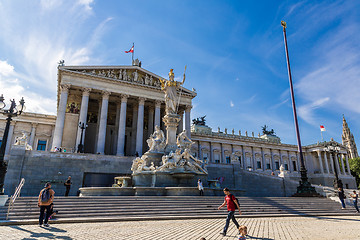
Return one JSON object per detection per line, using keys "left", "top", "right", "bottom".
{"left": 1, "top": 216, "right": 360, "bottom": 240}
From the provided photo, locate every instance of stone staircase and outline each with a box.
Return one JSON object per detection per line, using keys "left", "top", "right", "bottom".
{"left": 0, "top": 196, "right": 357, "bottom": 225}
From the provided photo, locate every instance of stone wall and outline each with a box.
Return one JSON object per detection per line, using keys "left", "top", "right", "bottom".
{"left": 4, "top": 146, "right": 133, "bottom": 196}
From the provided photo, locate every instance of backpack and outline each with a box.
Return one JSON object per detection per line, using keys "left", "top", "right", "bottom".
{"left": 230, "top": 194, "right": 240, "bottom": 209}
{"left": 41, "top": 189, "right": 51, "bottom": 202}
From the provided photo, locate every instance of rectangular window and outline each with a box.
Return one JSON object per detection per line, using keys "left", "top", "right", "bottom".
{"left": 257, "top": 161, "right": 262, "bottom": 169}
{"left": 266, "top": 163, "right": 271, "bottom": 169}
{"left": 293, "top": 161, "right": 297, "bottom": 171}
{"left": 226, "top": 156, "right": 231, "bottom": 164}
{"left": 284, "top": 163, "right": 288, "bottom": 171}
{"left": 214, "top": 153, "right": 220, "bottom": 163}
{"left": 275, "top": 161, "right": 280, "bottom": 170}
{"left": 238, "top": 156, "right": 241, "bottom": 165}
{"left": 37, "top": 140, "right": 47, "bottom": 151}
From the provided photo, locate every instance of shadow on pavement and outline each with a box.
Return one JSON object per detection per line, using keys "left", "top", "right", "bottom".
{"left": 8, "top": 225, "right": 72, "bottom": 240}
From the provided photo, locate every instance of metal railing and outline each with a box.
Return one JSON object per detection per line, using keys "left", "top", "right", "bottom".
{"left": 6, "top": 178, "right": 25, "bottom": 220}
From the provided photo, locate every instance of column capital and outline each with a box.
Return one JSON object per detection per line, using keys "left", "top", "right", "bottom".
{"left": 60, "top": 84, "right": 71, "bottom": 92}
{"left": 81, "top": 87, "right": 92, "bottom": 96}
{"left": 10, "top": 121, "right": 16, "bottom": 126}
{"left": 31, "top": 123, "right": 38, "bottom": 128}
{"left": 101, "top": 90, "right": 111, "bottom": 99}
{"left": 138, "top": 97, "right": 146, "bottom": 105}
{"left": 155, "top": 100, "right": 162, "bottom": 108}
{"left": 121, "top": 94, "right": 129, "bottom": 103}
{"left": 185, "top": 105, "right": 192, "bottom": 111}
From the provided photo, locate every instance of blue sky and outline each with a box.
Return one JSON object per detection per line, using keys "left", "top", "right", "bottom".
{"left": 0, "top": 0, "right": 359, "bottom": 146}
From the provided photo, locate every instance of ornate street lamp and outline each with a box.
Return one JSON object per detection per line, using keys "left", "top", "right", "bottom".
{"left": 0, "top": 95, "right": 26, "bottom": 194}
{"left": 281, "top": 21, "right": 317, "bottom": 196}
{"left": 323, "top": 142, "right": 343, "bottom": 189}
{"left": 77, "top": 122, "right": 88, "bottom": 153}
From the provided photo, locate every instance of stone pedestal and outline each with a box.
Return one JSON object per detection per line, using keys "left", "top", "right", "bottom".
{"left": 143, "top": 152, "right": 164, "bottom": 167}
{"left": 0, "top": 195, "right": 8, "bottom": 206}
{"left": 163, "top": 114, "right": 181, "bottom": 154}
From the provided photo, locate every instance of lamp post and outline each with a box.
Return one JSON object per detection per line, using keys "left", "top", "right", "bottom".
{"left": 77, "top": 122, "right": 87, "bottom": 153}
{"left": 323, "top": 142, "right": 343, "bottom": 189}
{"left": 0, "top": 95, "right": 26, "bottom": 194}
{"left": 281, "top": 21, "right": 317, "bottom": 196}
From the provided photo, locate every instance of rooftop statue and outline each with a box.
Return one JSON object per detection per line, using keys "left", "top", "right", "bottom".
{"left": 159, "top": 67, "right": 186, "bottom": 115}
{"left": 192, "top": 115, "right": 207, "bottom": 126}
{"left": 262, "top": 125, "right": 276, "bottom": 136}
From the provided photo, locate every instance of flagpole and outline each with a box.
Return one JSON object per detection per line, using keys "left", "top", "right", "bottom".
{"left": 321, "top": 130, "right": 323, "bottom": 142}
{"left": 132, "top": 42, "right": 134, "bottom": 64}
{"left": 281, "top": 21, "right": 317, "bottom": 196}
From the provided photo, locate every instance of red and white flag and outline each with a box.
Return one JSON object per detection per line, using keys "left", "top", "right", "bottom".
{"left": 125, "top": 44, "right": 134, "bottom": 53}
{"left": 320, "top": 125, "right": 326, "bottom": 132}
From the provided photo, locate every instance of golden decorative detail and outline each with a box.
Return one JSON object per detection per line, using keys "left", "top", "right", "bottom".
{"left": 281, "top": 21, "right": 287, "bottom": 28}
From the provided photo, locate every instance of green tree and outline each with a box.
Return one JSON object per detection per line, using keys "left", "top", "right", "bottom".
{"left": 349, "top": 157, "right": 360, "bottom": 189}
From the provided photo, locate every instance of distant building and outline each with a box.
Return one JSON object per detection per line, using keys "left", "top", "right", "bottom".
{"left": 342, "top": 115, "right": 358, "bottom": 159}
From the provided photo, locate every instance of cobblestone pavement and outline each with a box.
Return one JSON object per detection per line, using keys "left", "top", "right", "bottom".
{"left": 1, "top": 216, "right": 360, "bottom": 240}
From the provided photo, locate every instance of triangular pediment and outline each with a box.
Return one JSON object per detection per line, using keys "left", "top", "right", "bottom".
{"left": 59, "top": 65, "right": 196, "bottom": 97}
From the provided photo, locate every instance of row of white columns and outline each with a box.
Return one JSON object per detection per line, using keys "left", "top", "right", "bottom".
{"left": 202, "top": 142, "right": 300, "bottom": 172}
{"left": 51, "top": 84, "right": 192, "bottom": 156}
{"left": 316, "top": 151, "right": 351, "bottom": 175}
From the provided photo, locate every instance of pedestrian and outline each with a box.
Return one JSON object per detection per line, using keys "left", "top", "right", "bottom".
{"left": 38, "top": 182, "right": 55, "bottom": 227}
{"left": 198, "top": 179, "right": 204, "bottom": 196}
{"left": 349, "top": 190, "right": 359, "bottom": 213}
{"left": 238, "top": 225, "right": 248, "bottom": 240}
{"left": 47, "top": 203, "right": 59, "bottom": 221}
{"left": 64, "top": 176, "right": 72, "bottom": 196}
{"left": 218, "top": 187, "right": 241, "bottom": 236}
{"left": 338, "top": 187, "right": 346, "bottom": 209}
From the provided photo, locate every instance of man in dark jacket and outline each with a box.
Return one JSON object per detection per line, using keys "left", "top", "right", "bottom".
{"left": 338, "top": 187, "right": 346, "bottom": 209}
{"left": 64, "top": 176, "right": 72, "bottom": 196}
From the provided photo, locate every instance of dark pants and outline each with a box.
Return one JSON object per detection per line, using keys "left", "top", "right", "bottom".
{"left": 340, "top": 198, "right": 346, "bottom": 208}
{"left": 354, "top": 200, "right": 359, "bottom": 212}
{"left": 199, "top": 189, "right": 204, "bottom": 196}
{"left": 39, "top": 205, "right": 51, "bottom": 225}
{"left": 223, "top": 211, "right": 239, "bottom": 234}
{"left": 65, "top": 187, "right": 70, "bottom": 196}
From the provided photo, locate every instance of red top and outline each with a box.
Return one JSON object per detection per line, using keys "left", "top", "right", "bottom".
{"left": 225, "top": 194, "right": 236, "bottom": 211}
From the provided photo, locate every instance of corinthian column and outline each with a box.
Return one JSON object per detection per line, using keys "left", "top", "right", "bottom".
{"left": 135, "top": 97, "right": 145, "bottom": 156}
{"left": 154, "top": 100, "right": 161, "bottom": 128}
{"left": 185, "top": 105, "right": 192, "bottom": 138}
{"left": 96, "top": 91, "right": 110, "bottom": 154}
{"left": 116, "top": 95, "right": 128, "bottom": 156}
{"left": 317, "top": 151, "right": 324, "bottom": 174}
{"left": 29, "top": 123, "right": 38, "bottom": 149}
{"left": 51, "top": 84, "right": 71, "bottom": 150}
{"left": 75, "top": 88, "right": 91, "bottom": 150}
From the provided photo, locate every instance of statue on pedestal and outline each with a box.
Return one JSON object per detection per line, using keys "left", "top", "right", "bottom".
{"left": 181, "top": 148, "right": 207, "bottom": 174}
{"left": 14, "top": 132, "right": 32, "bottom": 150}
{"left": 177, "top": 130, "right": 194, "bottom": 150}
{"left": 146, "top": 125, "right": 166, "bottom": 152}
{"left": 159, "top": 68, "right": 186, "bottom": 115}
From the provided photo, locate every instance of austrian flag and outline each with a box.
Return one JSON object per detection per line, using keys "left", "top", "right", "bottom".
{"left": 320, "top": 125, "right": 326, "bottom": 132}
{"left": 125, "top": 45, "right": 134, "bottom": 53}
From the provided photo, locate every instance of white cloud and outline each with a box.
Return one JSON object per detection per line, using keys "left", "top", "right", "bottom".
{"left": 77, "top": 0, "right": 94, "bottom": 11}
{"left": 0, "top": 60, "right": 14, "bottom": 76}
{"left": 0, "top": 1, "right": 111, "bottom": 114}
{"left": 230, "top": 101, "right": 234, "bottom": 107}
{"left": 298, "top": 97, "right": 330, "bottom": 125}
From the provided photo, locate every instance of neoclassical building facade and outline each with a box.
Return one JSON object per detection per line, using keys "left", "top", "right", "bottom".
{"left": 0, "top": 62, "right": 357, "bottom": 189}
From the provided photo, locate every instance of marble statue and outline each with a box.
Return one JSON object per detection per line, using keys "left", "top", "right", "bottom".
{"left": 131, "top": 155, "right": 155, "bottom": 173}
{"left": 14, "top": 132, "right": 32, "bottom": 150}
{"left": 181, "top": 148, "right": 207, "bottom": 174}
{"left": 159, "top": 68, "right": 186, "bottom": 114}
{"left": 118, "top": 69, "right": 123, "bottom": 80}
{"left": 278, "top": 164, "right": 287, "bottom": 178}
{"left": 156, "top": 149, "right": 182, "bottom": 171}
{"left": 225, "top": 128, "right": 228, "bottom": 134}
{"left": 133, "top": 70, "right": 139, "bottom": 82}
{"left": 177, "top": 130, "right": 194, "bottom": 150}
{"left": 144, "top": 74, "right": 150, "bottom": 85}
{"left": 123, "top": 70, "right": 128, "bottom": 81}
{"left": 146, "top": 125, "right": 166, "bottom": 152}
{"left": 232, "top": 129, "right": 235, "bottom": 135}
